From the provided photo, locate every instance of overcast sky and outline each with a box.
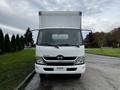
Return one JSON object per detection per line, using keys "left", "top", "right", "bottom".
{"left": 0, "top": 0, "right": 120, "bottom": 36}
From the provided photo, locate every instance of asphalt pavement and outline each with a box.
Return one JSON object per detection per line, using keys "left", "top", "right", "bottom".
{"left": 25, "top": 54, "right": 120, "bottom": 90}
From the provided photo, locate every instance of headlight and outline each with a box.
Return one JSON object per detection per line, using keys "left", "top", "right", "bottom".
{"left": 36, "top": 56, "right": 46, "bottom": 65}
{"left": 74, "top": 56, "right": 85, "bottom": 65}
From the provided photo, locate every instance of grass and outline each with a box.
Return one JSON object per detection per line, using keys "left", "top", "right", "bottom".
{"left": 85, "top": 48, "right": 120, "bottom": 57}
{"left": 0, "top": 49, "right": 35, "bottom": 90}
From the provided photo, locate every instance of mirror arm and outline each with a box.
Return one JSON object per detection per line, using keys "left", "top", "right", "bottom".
{"left": 81, "top": 29, "right": 92, "bottom": 33}
{"left": 30, "top": 29, "right": 40, "bottom": 31}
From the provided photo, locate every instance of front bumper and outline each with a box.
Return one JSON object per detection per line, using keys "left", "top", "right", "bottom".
{"left": 35, "top": 63, "right": 86, "bottom": 74}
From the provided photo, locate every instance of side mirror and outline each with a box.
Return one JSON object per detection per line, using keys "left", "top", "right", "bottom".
{"left": 81, "top": 29, "right": 93, "bottom": 48}
{"left": 29, "top": 29, "right": 40, "bottom": 45}
{"left": 81, "top": 29, "right": 92, "bottom": 39}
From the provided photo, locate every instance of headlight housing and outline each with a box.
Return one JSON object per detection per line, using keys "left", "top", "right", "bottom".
{"left": 36, "top": 56, "right": 46, "bottom": 65}
{"left": 74, "top": 56, "right": 85, "bottom": 65}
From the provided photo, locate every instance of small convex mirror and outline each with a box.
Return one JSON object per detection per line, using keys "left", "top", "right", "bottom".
{"left": 81, "top": 29, "right": 92, "bottom": 47}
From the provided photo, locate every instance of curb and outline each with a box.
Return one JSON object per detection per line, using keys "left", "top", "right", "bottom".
{"left": 86, "top": 53, "right": 120, "bottom": 58}
{"left": 14, "top": 70, "right": 36, "bottom": 90}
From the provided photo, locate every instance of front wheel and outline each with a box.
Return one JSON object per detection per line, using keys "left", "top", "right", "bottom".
{"left": 75, "top": 74, "right": 81, "bottom": 78}
{"left": 39, "top": 74, "right": 46, "bottom": 79}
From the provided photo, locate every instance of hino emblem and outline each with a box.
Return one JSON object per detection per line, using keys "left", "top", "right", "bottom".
{"left": 57, "top": 55, "right": 64, "bottom": 60}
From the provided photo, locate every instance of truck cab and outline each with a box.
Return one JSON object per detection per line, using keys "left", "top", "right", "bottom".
{"left": 35, "top": 11, "right": 86, "bottom": 79}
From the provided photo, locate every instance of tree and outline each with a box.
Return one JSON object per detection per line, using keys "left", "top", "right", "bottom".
{"left": 4, "top": 34, "right": 10, "bottom": 52}
{"left": 11, "top": 34, "right": 16, "bottom": 52}
{"left": 84, "top": 32, "right": 106, "bottom": 48}
{"left": 105, "top": 28, "right": 120, "bottom": 48}
{"left": 111, "top": 28, "right": 120, "bottom": 48}
{"left": 20, "top": 36, "right": 24, "bottom": 50}
{"left": 93, "top": 32, "right": 106, "bottom": 48}
{"left": 16, "top": 34, "right": 21, "bottom": 50}
{"left": 85, "top": 27, "right": 120, "bottom": 48}
{"left": 24, "top": 27, "right": 33, "bottom": 46}
{"left": 0, "top": 29, "right": 4, "bottom": 54}
{"left": 84, "top": 32, "right": 95, "bottom": 48}
{"left": 105, "top": 33, "right": 114, "bottom": 47}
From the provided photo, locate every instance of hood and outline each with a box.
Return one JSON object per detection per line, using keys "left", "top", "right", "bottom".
{"left": 36, "top": 45, "right": 85, "bottom": 57}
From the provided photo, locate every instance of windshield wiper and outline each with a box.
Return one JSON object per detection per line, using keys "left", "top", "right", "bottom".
{"left": 39, "top": 43, "right": 59, "bottom": 48}
{"left": 58, "top": 44, "right": 80, "bottom": 47}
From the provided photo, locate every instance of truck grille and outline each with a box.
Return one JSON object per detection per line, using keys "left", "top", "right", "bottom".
{"left": 46, "top": 62, "right": 74, "bottom": 66}
{"left": 44, "top": 56, "right": 76, "bottom": 60}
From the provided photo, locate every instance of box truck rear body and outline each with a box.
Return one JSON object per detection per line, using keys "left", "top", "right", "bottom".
{"left": 39, "top": 11, "right": 81, "bottom": 29}
{"left": 35, "top": 11, "right": 86, "bottom": 78}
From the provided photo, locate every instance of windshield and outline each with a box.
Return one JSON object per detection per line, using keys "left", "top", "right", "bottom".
{"left": 37, "top": 29, "right": 83, "bottom": 46}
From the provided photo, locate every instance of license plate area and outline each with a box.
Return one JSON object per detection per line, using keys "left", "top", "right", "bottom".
{"left": 55, "top": 67, "right": 65, "bottom": 71}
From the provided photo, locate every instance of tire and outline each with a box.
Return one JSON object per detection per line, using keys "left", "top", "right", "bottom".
{"left": 75, "top": 74, "right": 81, "bottom": 78}
{"left": 39, "top": 74, "right": 46, "bottom": 79}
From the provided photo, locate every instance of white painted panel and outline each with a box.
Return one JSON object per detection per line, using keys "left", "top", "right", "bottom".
{"left": 39, "top": 11, "right": 81, "bottom": 29}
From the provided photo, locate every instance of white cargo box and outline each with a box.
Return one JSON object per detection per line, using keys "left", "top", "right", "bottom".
{"left": 39, "top": 11, "right": 82, "bottom": 29}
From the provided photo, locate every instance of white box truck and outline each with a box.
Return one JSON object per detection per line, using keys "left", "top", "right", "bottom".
{"left": 35, "top": 11, "right": 86, "bottom": 79}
